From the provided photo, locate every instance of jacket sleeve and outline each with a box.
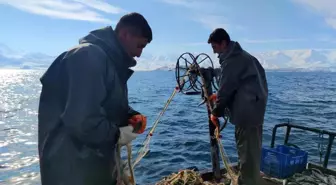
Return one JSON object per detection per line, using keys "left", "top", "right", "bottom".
{"left": 211, "top": 59, "right": 246, "bottom": 117}
{"left": 128, "top": 106, "right": 140, "bottom": 117}
{"left": 60, "top": 45, "right": 120, "bottom": 147}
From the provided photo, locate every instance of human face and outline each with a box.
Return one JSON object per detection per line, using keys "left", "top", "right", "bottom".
{"left": 210, "top": 41, "right": 226, "bottom": 54}
{"left": 122, "top": 32, "right": 149, "bottom": 58}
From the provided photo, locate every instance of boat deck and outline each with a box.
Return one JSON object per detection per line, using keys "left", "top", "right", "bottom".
{"left": 198, "top": 162, "right": 336, "bottom": 185}
{"left": 200, "top": 166, "right": 281, "bottom": 185}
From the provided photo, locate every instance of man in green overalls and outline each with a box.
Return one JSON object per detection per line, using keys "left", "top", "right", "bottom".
{"left": 208, "top": 28, "right": 269, "bottom": 185}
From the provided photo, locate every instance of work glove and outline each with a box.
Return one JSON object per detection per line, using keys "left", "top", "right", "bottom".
{"left": 210, "top": 114, "right": 219, "bottom": 127}
{"left": 209, "top": 93, "right": 219, "bottom": 127}
{"left": 209, "top": 93, "right": 217, "bottom": 102}
{"left": 128, "top": 114, "right": 147, "bottom": 134}
{"left": 118, "top": 126, "right": 138, "bottom": 146}
{"left": 118, "top": 114, "right": 147, "bottom": 146}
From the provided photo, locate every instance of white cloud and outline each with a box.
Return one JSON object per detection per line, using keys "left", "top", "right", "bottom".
{"left": 160, "top": 0, "right": 218, "bottom": 10}
{"left": 159, "top": 0, "right": 232, "bottom": 30}
{"left": 73, "top": 0, "right": 124, "bottom": 14}
{"left": 195, "top": 15, "right": 231, "bottom": 30}
{"left": 326, "top": 18, "right": 336, "bottom": 29}
{"left": 0, "top": 0, "right": 125, "bottom": 24}
{"left": 160, "top": 0, "right": 191, "bottom": 7}
{"left": 292, "top": 0, "right": 336, "bottom": 29}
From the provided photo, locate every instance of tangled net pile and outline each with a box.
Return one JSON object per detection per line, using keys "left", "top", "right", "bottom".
{"left": 155, "top": 169, "right": 232, "bottom": 185}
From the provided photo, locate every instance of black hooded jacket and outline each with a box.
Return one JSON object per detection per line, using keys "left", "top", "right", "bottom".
{"left": 38, "top": 26, "right": 139, "bottom": 185}
{"left": 212, "top": 41, "right": 268, "bottom": 127}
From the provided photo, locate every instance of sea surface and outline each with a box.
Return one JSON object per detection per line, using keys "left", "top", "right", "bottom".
{"left": 0, "top": 69, "right": 335, "bottom": 185}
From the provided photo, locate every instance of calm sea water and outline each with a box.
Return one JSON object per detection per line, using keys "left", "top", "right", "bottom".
{"left": 0, "top": 69, "right": 335, "bottom": 184}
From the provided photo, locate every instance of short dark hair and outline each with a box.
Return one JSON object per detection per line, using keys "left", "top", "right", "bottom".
{"left": 115, "top": 12, "right": 153, "bottom": 43}
{"left": 207, "top": 28, "right": 230, "bottom": 45}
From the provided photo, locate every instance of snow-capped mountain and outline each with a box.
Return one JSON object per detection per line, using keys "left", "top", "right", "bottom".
{"left": 132, "top": 53, "right": 177, "bottom": 71}
{"left": 253, "top": 49, "right": 336, "bottom": 71}
{"left": 151, "top": 49, "right": 336, "bottom": 72}
{"left": 0, "top": 43, "right": 335, "bottom": 72}
{"left": 0, "top": 44, "right": 54, "bottom": 69}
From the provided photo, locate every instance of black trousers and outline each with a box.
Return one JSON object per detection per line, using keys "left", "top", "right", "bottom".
{"left": 235, "top": 125, "right": 263, "bottom": 185}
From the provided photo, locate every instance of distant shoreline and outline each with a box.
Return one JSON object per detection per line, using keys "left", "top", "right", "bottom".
{"left": 0, "top": 67, "right": 335, "bottom": 73}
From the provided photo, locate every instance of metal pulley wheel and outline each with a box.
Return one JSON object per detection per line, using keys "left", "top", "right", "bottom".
{"left": 175, "top": 52, "right": 200, "bottom": 94}
{"left": 175, "top": 52, "right": 219, "bottom": 95}
{"left": 194, "top": 53, "right": 219, "bottom": 91}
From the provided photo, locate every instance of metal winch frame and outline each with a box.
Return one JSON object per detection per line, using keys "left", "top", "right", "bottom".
{"left": 174, "top": 52, "right": 228, "bottom": 181}
{"left": 175, "top": 52, "right": 220, "bottom": 95}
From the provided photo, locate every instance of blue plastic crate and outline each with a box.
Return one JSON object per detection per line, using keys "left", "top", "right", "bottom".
{"left": 260, "top": 145, "right": 308, "bottom": 179}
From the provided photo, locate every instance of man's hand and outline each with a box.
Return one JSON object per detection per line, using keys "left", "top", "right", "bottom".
{"left": 118, "top": 126, "right": 138, "bottom": 146}
{"left": 209, "top": 94, "right": 217, "bottom": 102}
{"left": 209, "top": 94, "right": 219, "bottom": 127}
{"left": 118, "top": 114, "right": 147, "bottom": 146}
{"left": 128, "top": 114, "right": 147, "bottom": 134}
{"left": 210, "top": 114, "right": 219, "bottom": 127}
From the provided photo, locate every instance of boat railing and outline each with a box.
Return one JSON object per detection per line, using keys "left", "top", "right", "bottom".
{"left": 270, "top": 121, "right": 336, "bottom": 169}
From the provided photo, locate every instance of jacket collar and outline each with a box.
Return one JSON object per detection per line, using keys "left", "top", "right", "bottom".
{"left": 79, "top": 26, "right": 135, "bottom": 82}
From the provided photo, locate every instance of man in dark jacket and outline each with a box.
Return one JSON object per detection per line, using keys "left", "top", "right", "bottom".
{"left": 208, "top": 28, "right": 268, "bottom": 185}
{"left": 37, "top": 12, "right": 152, "bottom": 185}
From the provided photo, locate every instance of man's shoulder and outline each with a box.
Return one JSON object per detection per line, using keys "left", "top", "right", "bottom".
{"left": 242, "top": 50, "right": 260, "bottom": 62}
{"left": 221, "top": 50, "right": 259, "bottom": 71}
{"left": 59, "top": 43, "right": 110, "bottom": 73}
{"left": 240, "top": 50, "right": 266, "bottom": 73}
{"left": 223, "top": 51, "right": 249, "bottom": 66}
{"left": 231, "top": 50, "right": 261, "bottom": 67}
{"left": 64, "top": 43, "right": 107, "bottom": 60}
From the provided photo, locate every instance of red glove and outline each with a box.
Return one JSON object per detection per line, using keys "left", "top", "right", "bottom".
{"left": 210, "top": 114, "right": 219, "bottom": 127}
{"left": 128, "top": 114, "right": 147, "bottom": 134}
{"left": 209, "top": 94, "right": 217, "bottom": 102}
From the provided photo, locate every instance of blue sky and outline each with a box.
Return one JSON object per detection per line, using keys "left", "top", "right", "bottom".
{"left": 0, "top": 0, "right": 335, "bottom": 57}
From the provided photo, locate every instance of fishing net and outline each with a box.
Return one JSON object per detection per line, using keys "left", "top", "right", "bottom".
{"left": 285, "top": 167, "right": 336, "bottom": 185}
{"left": 155, "top": 169, "right": 232, "bottom": 185}
{"left": 214, "top": 127, "right": 238, "bottom": 185}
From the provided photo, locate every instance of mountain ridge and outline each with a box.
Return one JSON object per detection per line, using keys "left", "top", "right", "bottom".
{"left": 0, "top": 43, "right": 335, "bottom": 72}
